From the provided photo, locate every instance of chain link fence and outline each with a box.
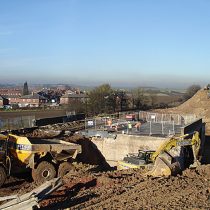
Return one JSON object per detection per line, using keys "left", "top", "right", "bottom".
{"left": 84, "top": 111, "right": 197, "bottom": 137}
{"left": 138, "top": 111, "right": 196, "bottom": 126}
{"left": 85, "top": 114, "right": 119, "bottom": 130}
{"left": 0, "top": 110, "right": 197, "bottom": 137}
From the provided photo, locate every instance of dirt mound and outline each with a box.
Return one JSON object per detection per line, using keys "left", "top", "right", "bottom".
{"left": 170, "top": 89, "right": 209, "bottom": 115}
{"left": 23, "top": 129, "right": 62, "bottom": 138}
{"left": 183, "top": 164, "right": 210, "bottom": 179}
{"left": 39, "top": 165, "right": 210, "bottom": 209}
{"left": 161, "top": 89, "right": 210, "bottom": 133}
{"left": 15, "top": 121, "right": 85, "bottom": 138}
{"left": 64, "top": 134, "right": 111, "bottom": 170}
{"left": 43, "top": 121, "right": 85, "bottom": 131}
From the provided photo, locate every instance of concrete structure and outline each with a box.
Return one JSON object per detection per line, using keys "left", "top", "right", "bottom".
{"left": 91, "top": 118, "right": 204, "bottom": 167}
{"left": 92, "top": 134, "right": 166, "bottom": 166}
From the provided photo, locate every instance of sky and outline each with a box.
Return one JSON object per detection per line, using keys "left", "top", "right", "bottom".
{"left": 0, "top": 0, "right": 210, "bottom": 88}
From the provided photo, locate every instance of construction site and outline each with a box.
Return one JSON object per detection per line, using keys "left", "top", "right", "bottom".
{"left": 0, "top": 89, "right": 210, "bottom": 209}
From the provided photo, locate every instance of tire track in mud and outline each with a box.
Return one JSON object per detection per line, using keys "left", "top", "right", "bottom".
{"left": 40, "top": 165, "right": 210, "bottom": 210}
{"left": 79, "top": 175, "right": 209, "bottom": 210}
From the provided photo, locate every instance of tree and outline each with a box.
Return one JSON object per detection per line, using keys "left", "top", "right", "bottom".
{"left": 22, "top": 81, "right": 29, "bottom": 96}
{"left": 87, "top": 84, "right": 114, "bottom": 115}
{"left": 114, "top": 90, "right": 128, "bottom": 111}
{"left": 131, "top": 88, "right": 150, "bottom": 110}
{"left": 66, "top": 100, "right": 86, "bottom": 113}
{"left": 183, "top": 84, "right": 201, "bottom": 100}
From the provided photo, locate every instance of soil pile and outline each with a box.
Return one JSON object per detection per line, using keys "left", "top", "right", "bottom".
{"left": 23, "top": 129, "right": 62, "bottom": 138}
{"left": 170, "top": 89, "right": 210, "bottom": 116}
{"left": 43, "top": 121, "right": 85, "bottom": 131}
{"left": 63, "top": 134, "right": 111, "bottom": 169}
{"left": 161, "top": 89, "right": 210, "bottom": 134}
{"left": 40, "top": 164, "right": 210, "bottom": 210}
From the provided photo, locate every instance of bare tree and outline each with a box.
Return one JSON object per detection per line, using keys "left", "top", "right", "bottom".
{"left": 131, "top": 88, "right": 150, "bottom": 110}
{"left": 183, "top": 84, "right": 201, "bottom": 100}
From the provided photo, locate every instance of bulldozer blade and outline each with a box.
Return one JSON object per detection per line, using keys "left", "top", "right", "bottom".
{"left": 146, "top": 153, "right": 181, "bottom": 177}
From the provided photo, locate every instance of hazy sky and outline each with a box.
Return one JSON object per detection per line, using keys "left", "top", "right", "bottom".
{"left": 0, "top": 0, "right": 210, "bottom": 88}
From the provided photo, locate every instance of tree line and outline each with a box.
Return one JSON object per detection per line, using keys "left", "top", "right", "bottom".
{"left": 64, "top": 84, "right": 201, "bottom": 116}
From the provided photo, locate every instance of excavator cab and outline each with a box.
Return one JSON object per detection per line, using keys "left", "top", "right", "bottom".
{"left": 117, "top": 150, "right": 155, "bottom": 170}
{"left": 133, "top": 150, "right": 155, "bottom": 164}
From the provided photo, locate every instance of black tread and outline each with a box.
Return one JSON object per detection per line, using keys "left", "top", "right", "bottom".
{"left": 0, "top": 166, "right": 6, "bottom": 187}
{"left": 58, "top": 162, "right": 74, "bottom": 177}
{"left": 32, "top": 161, "right": 56, "bottom": 182}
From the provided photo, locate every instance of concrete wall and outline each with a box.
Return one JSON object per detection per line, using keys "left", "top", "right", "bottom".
{"left": 91, "top": 119, "right": 205, "bottom": 167}
{"left": 92, "top": 134, "right": 167, "bottom": 166}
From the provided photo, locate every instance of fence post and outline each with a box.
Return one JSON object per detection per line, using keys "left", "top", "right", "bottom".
{"left": 162, "top": 121, "right": 164, "bottom": 135}
{"left": 95, "top": 118, "right": 97, "bottom": 130}
{"left": 149, "top": 121, "right": 152, "bottom": 136}
{"left": 172, "top": 120, "right": 175, "bottom": 134}
{"left": 7, "top": 119, "right": 9, "bottom": 131}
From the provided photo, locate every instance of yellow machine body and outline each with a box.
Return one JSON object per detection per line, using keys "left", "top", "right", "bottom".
{"left": 117, "top": 131, "right": 201, "bottom": 177}
{"left": 8, "top": 134, "right": 34, "bottom": 164}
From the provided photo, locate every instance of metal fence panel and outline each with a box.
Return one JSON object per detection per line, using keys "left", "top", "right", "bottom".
{"left": 138, "top": 111, "right": 196, "bottom": 126}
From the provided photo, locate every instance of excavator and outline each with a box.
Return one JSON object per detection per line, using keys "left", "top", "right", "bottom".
{"left": 117, "top": 131, "right": 201, "bottom": 176}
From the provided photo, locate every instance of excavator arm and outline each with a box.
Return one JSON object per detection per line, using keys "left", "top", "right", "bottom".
{"left": 151, "top": 131, "right": 200, "bottom": 161}
{"left": 147, "top": 131, "right": 200, "bottom": 177}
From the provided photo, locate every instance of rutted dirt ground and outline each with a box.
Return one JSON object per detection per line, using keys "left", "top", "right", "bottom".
{"left": 39, "top": 164, "right": 210, "bottom": 210}
{"left": 0, "top": 133, "right": 209, "bottom": 209}
{"left": 0, "top": 163, "right": 209, "bottom": 209}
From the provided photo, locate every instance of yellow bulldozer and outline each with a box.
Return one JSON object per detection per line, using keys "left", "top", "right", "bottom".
{"left": 117, "top": 131, "right": 201, "bottom": 176}
{"left": 0, "top": 133, "right": 81, "bottom": 187}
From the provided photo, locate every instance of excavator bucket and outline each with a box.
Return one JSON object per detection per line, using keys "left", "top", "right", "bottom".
{"left": 146, "top": 152, "right": 181, "bottom": 177}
